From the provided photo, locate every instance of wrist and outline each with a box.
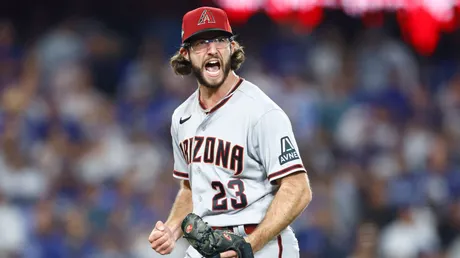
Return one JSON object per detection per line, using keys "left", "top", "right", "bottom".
{"left": 165, "top": 221, "right": 182, "bottom": 241}
{"left": 245, "top": 234, "right": 262, "bottom": 253}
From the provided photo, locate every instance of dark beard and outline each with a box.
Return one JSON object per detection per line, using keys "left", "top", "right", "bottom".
{"left": 191, "top": 58, "right": 231, "bottom": 89}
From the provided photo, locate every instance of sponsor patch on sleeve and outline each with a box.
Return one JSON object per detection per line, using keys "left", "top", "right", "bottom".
{"left": 278, "top": 136, "right": 300, "bottom": 165}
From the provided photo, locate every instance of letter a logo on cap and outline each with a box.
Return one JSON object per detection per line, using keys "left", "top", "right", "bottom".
{"left": 197, "top": 9, "right": 216, "bottom": 25}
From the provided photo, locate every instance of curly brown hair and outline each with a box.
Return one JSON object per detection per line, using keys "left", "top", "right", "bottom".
{"left": 169, "top": 41, "right": 245, "bottom": 76}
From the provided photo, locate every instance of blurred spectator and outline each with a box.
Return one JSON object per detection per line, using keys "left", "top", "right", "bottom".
{"left": 2, "top": 3, "right": 460, "bottom": 257}
{"left": 0, "top": 20, "right": 22, "bottom": 91}
{"left": 0, "top": 191, "right": 27, "bottom": 257}
{"left": 35, "top": 20, "right": 86, "bottom": 89}
{"left": 379, "top": 205, "right": 439, "bottom": 258}
{"left": 348, "top": 222, "right": 379, "bottom": 258}
{"left": 438, "top": 199, "right": 460, "bottom": 256}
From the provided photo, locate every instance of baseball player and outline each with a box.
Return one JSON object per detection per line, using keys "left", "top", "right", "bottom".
{"left": 148, "top": 6, "right": 312, "bottom": 258}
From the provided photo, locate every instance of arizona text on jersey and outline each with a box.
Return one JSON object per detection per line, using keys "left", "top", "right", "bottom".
{"left": 171, "top": 78, "right": 307, "bottom": 227}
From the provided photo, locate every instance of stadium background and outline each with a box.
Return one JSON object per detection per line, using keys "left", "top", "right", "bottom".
{"left": 1, "top": 0, "right": 460, "bottom": 257}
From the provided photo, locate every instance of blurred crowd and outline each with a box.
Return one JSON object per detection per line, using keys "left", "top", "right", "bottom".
{"left": 1, "top": 8, "right": 460, "bottom": 258}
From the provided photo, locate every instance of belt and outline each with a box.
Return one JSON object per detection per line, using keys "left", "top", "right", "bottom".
{"left": 211, "top": 224, "right": 258, "bottom": 235}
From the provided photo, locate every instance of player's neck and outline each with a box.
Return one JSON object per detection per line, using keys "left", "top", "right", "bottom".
{"left": 199, "top": 71, "right": 239, "bottom": 109}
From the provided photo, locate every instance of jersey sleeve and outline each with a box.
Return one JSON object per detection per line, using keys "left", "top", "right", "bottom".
{"left": 171, "top": 121, "right": 189, "bottom": 180}
{"left": 252, "top": 109, "right": 306, "bottom": 183}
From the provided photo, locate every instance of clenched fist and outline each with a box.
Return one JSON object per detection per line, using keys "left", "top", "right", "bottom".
{"left": 148, "top": 221, "right": 175, "bottom": 255}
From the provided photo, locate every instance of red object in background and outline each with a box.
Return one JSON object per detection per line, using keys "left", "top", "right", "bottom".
{"left": 439, "top": 5, "right": 460, "bottom": 32}
{"left": 362, "top": 11, "right": 384, "bottom": 27}
{"left": 209, "top": 0, "right": 460, "bottom": 55}
{"left": 399, "top": 8, "right": 439, "bottom": 56}
{"left": 396, "top": 9, "right": 410, "bottom": 44}
{"left": 439, "top": 15, "right": 456, "bottom": 33}
{"left": 210, "top": 0, "right": 258, "bottom": 25}
{"left": 297, "top": 6, "right": 324, "bottom": 29}
{"left": 224, "top": 8, "right": 256, "bottom": 25}
{"left": 265, "top": 0, "right": 296, "bottom": 23}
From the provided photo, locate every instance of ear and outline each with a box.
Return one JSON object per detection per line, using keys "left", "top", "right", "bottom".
{"left": 230, "top": 40, "right": 239, "bottom": 54}
{"left": 230, "top": 41, "right": 236, "bottom": 52}
{"left": 180, "top": 47, "right": 190, "bottom": 61}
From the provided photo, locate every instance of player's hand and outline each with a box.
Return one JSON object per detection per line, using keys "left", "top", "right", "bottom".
{"left": 219, "top": 250, "right": 238, "bottom": 257}
{"left": 148, "top": 221, "right": 175, "bottom": 255}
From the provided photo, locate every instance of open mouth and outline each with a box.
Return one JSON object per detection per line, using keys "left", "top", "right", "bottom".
{"left": 204, "top": 60, "right": 221, "bottom": 77}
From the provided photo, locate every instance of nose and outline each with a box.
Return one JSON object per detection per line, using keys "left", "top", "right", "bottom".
{"left": 206, "top": 42, "right": 218, "bottom": 54}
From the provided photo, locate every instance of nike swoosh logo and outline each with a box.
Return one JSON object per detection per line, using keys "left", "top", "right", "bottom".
{"left": 179, "top": 115, "right": 192, "bottom": 124}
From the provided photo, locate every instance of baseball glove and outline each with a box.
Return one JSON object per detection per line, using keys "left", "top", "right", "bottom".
{"left": 181, "top": 213, "right": 254, "bottom": 258}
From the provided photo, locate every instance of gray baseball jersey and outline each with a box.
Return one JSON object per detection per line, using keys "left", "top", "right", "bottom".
{"left": 171, "top": 78, "right": 306, "bottom": 227}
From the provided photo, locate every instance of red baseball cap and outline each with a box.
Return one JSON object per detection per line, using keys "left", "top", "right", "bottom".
{"left": 181, "top": 6, "right": 233, "bottom": 44}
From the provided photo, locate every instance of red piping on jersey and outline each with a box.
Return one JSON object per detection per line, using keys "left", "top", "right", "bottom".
{"left": 173, "top": 170, "right": 189, "bottom": 179}
{"left": 268, "top": 164, "right": 304, "bottom": 181}
{"left": 198, "top": 78, "right": 244, "bottom": 114}
{"left": 277, "top": 235, "right": 283, "bottom": 258}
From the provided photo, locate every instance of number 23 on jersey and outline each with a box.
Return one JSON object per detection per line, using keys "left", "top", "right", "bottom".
{"left": 211, "top": 179, "right": 248, "bottom": 211}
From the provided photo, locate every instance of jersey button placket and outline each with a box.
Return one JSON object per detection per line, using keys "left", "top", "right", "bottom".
{"left": 200, "top": 112, "right": 214, "bottom": 131}
{"left": 197, "top": 120, "right": 208, "bottom": 133}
